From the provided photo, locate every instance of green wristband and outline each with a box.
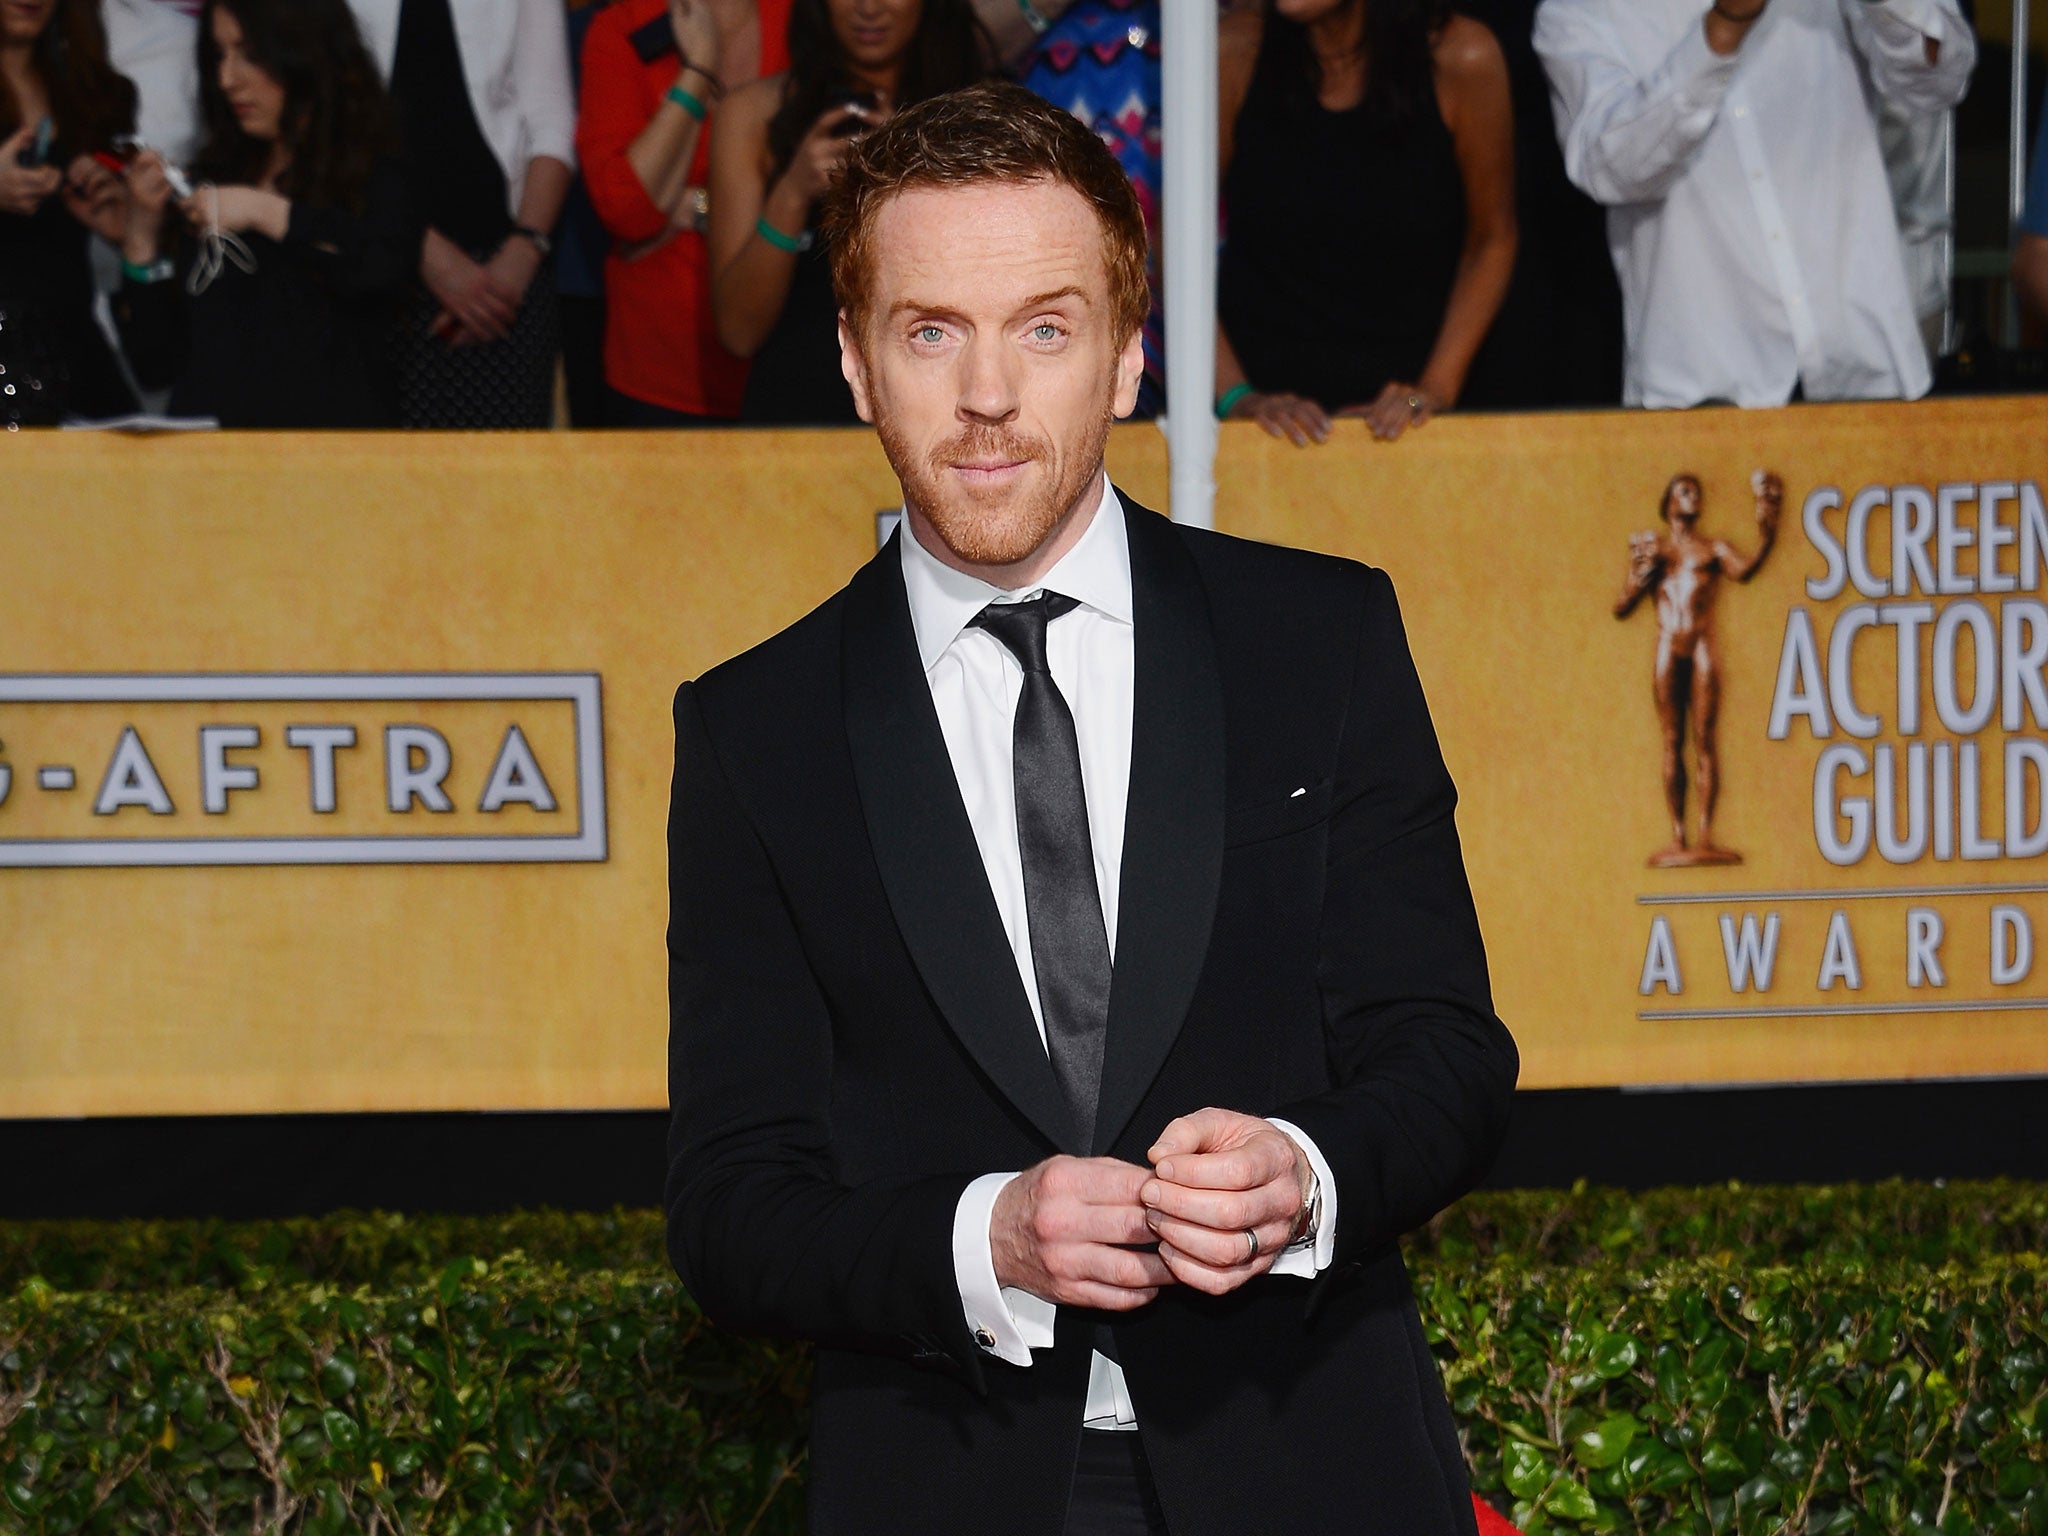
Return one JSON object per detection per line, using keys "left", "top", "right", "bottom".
{"left": 666, "top": 81, "right": 708, "bottom": 120}
{"left": 1214, "top": 383, "right": 1252, "bottom": 421}
{"left": 122, "top": 256, "right": 175, "bottom": 285}
{"left": 755, "top": 216, "right": 808, "bottom": 254}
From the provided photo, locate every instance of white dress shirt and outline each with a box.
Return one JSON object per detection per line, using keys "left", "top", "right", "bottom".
{"left": 898, "top": 479, "right": 1338, "bottom": 1431}
{"left": 1533, "top": 0, "right": 1974, "bottom": 408}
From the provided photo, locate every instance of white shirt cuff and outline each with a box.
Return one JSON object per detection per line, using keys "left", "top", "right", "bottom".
{"left": 1264, "top": 1118, "right": 1339, "bottom": 1277}
{"left": 951, "top": 1171, "right": 1057, "bottom": 1365}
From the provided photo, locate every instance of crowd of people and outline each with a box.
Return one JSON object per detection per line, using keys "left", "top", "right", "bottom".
{"left": 0, "top": 0, "right": 2027, "bottom": 433}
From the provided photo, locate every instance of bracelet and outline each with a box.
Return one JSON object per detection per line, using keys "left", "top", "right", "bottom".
{"left": 676, "top": 60, "right": 724, "bottom": 98}
{"left": 1214, "top": 382, "right": 1252, "bottom": 420}
{"left": 1709, "top": 0, "right": 1767, "bottom": 21}
{"left": 121, "top": 256, "right": 175, "bottom": 285}
{"left": 755, "top": 215, "right": 811, "bottom": 253}
{"left": 666, "top": 81, "right": 708, "bottom": 120}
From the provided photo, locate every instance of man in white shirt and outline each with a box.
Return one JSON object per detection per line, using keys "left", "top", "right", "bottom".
{"left": 664, "top": 84, "right": 1516, "bottom": 1535}
{"left": 1533, "top": 0, "right": 1975, "bottom": 407}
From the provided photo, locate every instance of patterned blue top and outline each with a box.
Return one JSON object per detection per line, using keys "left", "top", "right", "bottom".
{"left": 2024, "top": 103, "right": 2048, "bottom": 240}
{"left": 1020, "top": 0, "right": 1164, "bottom": 415}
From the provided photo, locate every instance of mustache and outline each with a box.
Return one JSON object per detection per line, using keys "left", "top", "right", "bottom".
{"left": 929, "top": 423, "right": 1049, "bottom": 474}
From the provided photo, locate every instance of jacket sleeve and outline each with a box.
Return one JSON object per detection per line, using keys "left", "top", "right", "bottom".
{"left": 1269, "top": 569, "right": 1520, "bottom": 1265}
{"left": 575, "top": 13, "right": 669, "bottom": 243}
{"left": 1841, "top": 0, "right": 1975, "bottom": 115}
{"left": 663, "top": 681, "right": 986, "bottom": 1384}
{"left": 514, "top": 0, "right": 577, "bottom": 171}
{"left": 1533, "top": 0, "right": 1740, "bottom": 206}
{"left": 282, "top": 160, "right": 418, "bottom": 296}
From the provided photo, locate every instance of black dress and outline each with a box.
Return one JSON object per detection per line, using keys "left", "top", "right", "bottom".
{"left": 1217, "top": 33, "right": 1466, "bottom": 413}
{"left": 116, "top": 160, "right": 417, "bottom": 428}
{"left": 739, "top": 236, "right": 860, "bottom": 426}
{"left": 0, "top": 197, "right": 139, "bottom": 424}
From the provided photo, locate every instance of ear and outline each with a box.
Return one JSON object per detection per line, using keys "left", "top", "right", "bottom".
{"left": 1111, "top": 322, "right": 1144, "bottom": 421}
{"left": 839, "top": 310, "right": 875, "bottom": 424}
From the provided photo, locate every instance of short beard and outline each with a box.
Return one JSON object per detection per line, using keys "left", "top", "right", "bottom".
{"left": 877, "top": 384, "right": 1116, "bottom": 572}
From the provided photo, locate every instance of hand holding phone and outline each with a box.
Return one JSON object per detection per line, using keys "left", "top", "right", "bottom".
{"left": 113, "top": 136, "right": 194, "bottom": 200}
{"left": 0, "top": 122, "right": 62, "bottom": 216}
{"left": 18, "top": 116, "right": 55, "bottom": 168}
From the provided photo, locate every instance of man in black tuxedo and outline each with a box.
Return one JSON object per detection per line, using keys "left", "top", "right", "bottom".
{"left": 665, "top": 82, "right": 1518, "bottom": 1536}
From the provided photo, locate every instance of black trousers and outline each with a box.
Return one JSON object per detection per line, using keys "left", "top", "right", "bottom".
{"left": 1065, "top": 1430, "right": 1171, "bottom": 1536}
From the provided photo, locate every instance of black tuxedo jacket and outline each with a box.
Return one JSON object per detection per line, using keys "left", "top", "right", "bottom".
{"left": 665, "top": 494, "right": 1518, "bottom": 1536}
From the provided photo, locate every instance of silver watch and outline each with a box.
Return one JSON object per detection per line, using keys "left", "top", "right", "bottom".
{"left": 1289, "top": 1160, "right": 1322, "bottom": 1249}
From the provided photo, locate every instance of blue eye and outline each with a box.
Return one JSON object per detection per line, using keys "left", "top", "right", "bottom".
{"left": 916, "top": 325, "right": 944, "bottom": 344}
{"left": 1033, "top": 323, "right": 1060, "bottom": 341}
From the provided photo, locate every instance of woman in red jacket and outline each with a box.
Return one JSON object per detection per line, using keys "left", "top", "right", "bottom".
{"left": 576, "top": 0, "right": 789, "bottom": 425}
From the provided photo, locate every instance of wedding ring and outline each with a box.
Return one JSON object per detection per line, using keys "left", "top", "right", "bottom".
{"left": 1406, "top": 393, "right": 1423, "bottom": 414}
{"left": 1244, "top": 1227, "right": 1260, "bottom": 1261}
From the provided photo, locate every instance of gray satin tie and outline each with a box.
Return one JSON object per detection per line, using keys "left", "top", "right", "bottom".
{"left": 970, "top": 592, "right": 1110, "bottom": 1150}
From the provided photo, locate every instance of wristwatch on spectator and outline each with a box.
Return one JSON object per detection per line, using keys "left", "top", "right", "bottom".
{"left": 512, "top": 225, "right": 553, "bottom": 258}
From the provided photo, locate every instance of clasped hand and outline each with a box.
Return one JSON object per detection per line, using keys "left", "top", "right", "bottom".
{"left": 989, "top": 1107, "right": 1309, "bottom": 1309}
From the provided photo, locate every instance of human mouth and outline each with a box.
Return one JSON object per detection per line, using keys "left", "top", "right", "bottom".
{"left": 949, "top": 459, "right": 1030, "bottom": 487}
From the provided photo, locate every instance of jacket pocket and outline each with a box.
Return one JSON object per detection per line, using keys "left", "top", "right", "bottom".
{"left": 1223, "top": 778, "right": 1333, "bottom": 848}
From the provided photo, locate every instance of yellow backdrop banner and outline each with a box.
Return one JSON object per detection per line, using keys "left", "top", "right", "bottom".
{"left": 1, "top": 398, "right": 2042, "bottom": 1116}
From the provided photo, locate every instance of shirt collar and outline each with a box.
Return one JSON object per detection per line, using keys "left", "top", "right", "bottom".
{"left": 898, "top": 478, "right": 1134, "bottom": 674}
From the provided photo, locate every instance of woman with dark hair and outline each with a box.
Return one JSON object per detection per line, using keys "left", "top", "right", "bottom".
{"left": 708, "top": 0, "right": 992, "bottom": 424}
{"left": 114, "top": 0, "right": 415, "bottom": 426}
{"left": 1214, "top": 0, "right": 1517, "bottom": 444}
{"left": 0, "top": 0, "right": 139, "bottom": 424}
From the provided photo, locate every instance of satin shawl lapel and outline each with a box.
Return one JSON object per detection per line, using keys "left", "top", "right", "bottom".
{"left": 1093, "top": 496, "right": 1226, "bottom": 1156}
{"left": 841, "top": 537, "right": 1079, "bottom": 1153}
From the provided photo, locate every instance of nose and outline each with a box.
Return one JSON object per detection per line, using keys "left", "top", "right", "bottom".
{"left": 955, "top": 331, "right": 1018, "bottom": 426}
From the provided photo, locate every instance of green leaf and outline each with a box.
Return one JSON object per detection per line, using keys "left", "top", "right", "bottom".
{"left": 320, "top": 1408, "right": 360, "bottom": 1453}
{"left": 1503, "top": 1440, "right": 1551, "bottom": 1501}
{"left": 1592, "top": 1332, "right": 1640, "bottom": 1379}
{"left": 1735, "top": 1474, "right": 1782, "bottom": 1515}
{"left": 1544, "top": 1478, "right": 1599, "bottom": 1523}
{"left": 1573, "top": 1413, "right": 1641, "bottom": 1470}
{"left": 319, "top": 1354, "right": 357, "bottom": 1399}
{"left": 1700, "top": 1440, "right": 1745, "bottom": 1493}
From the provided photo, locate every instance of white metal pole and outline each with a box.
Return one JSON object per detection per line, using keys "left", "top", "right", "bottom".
{"left": 1162, "top": 6, "right": 1219, "bottom": 529}
{"left": 2006, "top": 0, "right": 2031, "bottom": 348}
{"left": 1940, "top": 108, "right": 1956, "bottom": 357}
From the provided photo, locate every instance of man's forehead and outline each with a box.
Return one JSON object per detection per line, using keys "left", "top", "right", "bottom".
{"left": 869, "top": 180, "right": 1109, "bottom": 310}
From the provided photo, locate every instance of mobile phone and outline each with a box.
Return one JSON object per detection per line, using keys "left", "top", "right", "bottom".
{"left": 825, "top": 90, "right": 879, "bottom": 138}
{"left": 112, "top": 135, "right": 195, "bottom": 200}
{"left": 17, "top": 116, "right": 55, "bottom": 169}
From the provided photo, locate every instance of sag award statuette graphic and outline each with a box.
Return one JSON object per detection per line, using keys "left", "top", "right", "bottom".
{"left": 1613, "top": 469, "right": 1783, "bottom": 867}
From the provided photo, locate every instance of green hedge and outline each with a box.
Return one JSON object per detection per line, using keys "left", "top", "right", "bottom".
{"left": 1418, "top": 1180, "right": 2048, "bottom": 1269}
{"left": 6, "top": 1181, "right": 2045, "bottom": 1294}
{"left": 1425, "top": 1256, "right": 2048, "bottom": 1535}
{"left": 4, "top": 1191, "right": 2046, "bottom": 1534}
